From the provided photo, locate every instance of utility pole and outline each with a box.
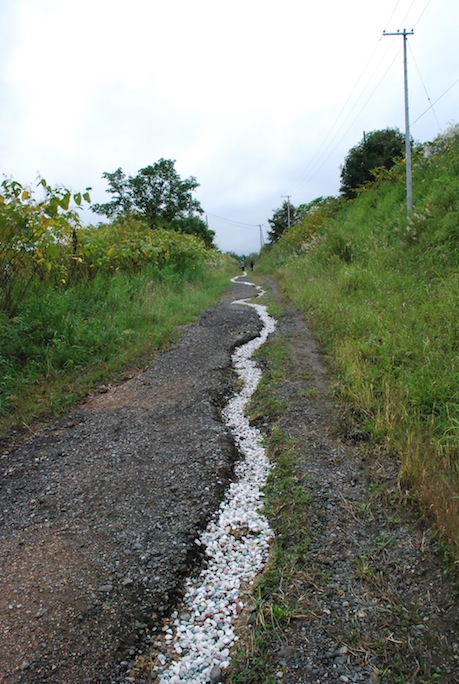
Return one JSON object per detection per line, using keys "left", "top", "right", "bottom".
{"left": 258, "top": 224, "right": 264, "bottom": 250}
{"left": 383, "top": 28, "right": 414, "bottom": 214}
{"left": 281, "top": 195, "right": 292, "bottom": 228}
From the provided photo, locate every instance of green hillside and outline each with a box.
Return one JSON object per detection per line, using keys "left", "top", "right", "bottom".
{"left": 259, "top": 124, "right": 459, "bottom": 553}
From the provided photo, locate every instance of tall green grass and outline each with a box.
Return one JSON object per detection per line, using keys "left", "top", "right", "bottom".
{"left": 0, "top": 256, "right": 236, "bottom": 435}
{"left": 259, "top": 125, "right": 459, "bottom": 553}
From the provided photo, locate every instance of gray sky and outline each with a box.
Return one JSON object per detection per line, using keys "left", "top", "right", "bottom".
{"left": 1, "top": 0, "right": 458, "bottom": 254}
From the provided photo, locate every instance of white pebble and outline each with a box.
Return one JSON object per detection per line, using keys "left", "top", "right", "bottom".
{"left": 157, "top": 278, "right": 275, "bottom": 683}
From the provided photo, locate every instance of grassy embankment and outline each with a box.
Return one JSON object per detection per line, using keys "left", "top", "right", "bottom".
{"left": 258, "top": 125, "right": 459, "bottom": 555}
{"left": 0, "top": 195, "right": 237, "bottom": 437}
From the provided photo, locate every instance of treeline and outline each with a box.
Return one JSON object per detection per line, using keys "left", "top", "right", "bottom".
{"left": 259, "top": 124, "right": 459, "bottom": 555}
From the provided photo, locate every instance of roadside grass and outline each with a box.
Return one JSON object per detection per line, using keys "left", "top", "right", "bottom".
{"left": 257, "top": 127, "right": 459, "bottom": 556}
{"left": 0, "top": 258, "right": 236, "bottom": 439}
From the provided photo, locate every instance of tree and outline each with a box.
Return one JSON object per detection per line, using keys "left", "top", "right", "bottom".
{"left": 91, "top": 168, "right": 132, "bottom": 218}
{"left": 92, "top": 159, "right": 203, "bottom": 228}
{"left": 130, "top": 159, "right": 201, "bottom": 227}
{"left": 267, "top": 200, "right": 297, "bottom": 243}
{"left": 340, "top": 128, "right": 405, "bottom": 199}
{"left": 171, "top": 215, "right": 215, "bottom": 249}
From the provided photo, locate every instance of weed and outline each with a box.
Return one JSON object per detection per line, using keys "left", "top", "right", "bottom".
{"left": 374, "top": 531, "right": 396, "bottom": 552}
{"left": 355, "top": 554, "right": 376, "bottom": 581}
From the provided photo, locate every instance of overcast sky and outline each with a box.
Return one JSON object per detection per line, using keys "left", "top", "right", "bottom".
{"left": 1, "top": 0, "right": 458, "bottom": 254}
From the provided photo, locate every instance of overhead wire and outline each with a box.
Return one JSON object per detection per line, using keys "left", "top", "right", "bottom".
{"left": 412, "top": 0, "right": 434, "bottom": 27}
{"left": 287, "top": 0, "right": 437, "bottom": 198}
{"left": 408, "top": 42, "right": 442, "bottom": 131}
{"left": 287, "top": 0, "right": 409, "bottom": 195}
{"left": 287, "top": 38, "right": 400, "bottom": 194}
{"left": 384, "top": 0, "right": 403, "bottom": 31}
{"left": 307, "top": 49, "right": 402, "bottom": 180}
{"left": 205, "top": 212, "right": 259, "bottom": 229}
{"left": 399, "top": 0, "right": 418, "bottom": 27}
{"left": 287, "top": 36, "right": 392, "bottom": 193}
{"left": 406, "top": 0, "right": 456, "bottom": 130}
{"left": 207, "top": 0, "right": 444, "bottom": 227}
{"left": 411, "top": 76, "right": 459, "bottom": 126}
{"left": 288, "top": 39, "right": 397, "bottom": 193}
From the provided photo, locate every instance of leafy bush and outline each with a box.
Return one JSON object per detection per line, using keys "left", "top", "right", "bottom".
{"left": 80, "top": 218, "right": 211, "bottom": 274}
{"left": 0, "top": 177, "right": 90, "bottom": 312}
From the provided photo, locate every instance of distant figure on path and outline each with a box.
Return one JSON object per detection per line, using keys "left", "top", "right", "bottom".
{"left": 250, "top": 260, "right": 254, "bottom": 271}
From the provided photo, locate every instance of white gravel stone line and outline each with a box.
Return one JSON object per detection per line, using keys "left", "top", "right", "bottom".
{"left": 154, "top": 277, "right": 276, "bottom": 684}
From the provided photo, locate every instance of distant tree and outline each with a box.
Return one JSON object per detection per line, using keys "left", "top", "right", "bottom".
{"left": 130, "top": 159, "right": 201, "bottom": 227}
{"left": 267, "top": 200, "right": 297, "bottom": 243}
{"left": 171, "top": 215, "right": 215, "bottom": 248}
{"left": 92, "top": 167, "right": 132, "bottom": 218}
{"left": 340, "top": 128, "right": 405, "bottom": 199}
{"left": 92, "top": 159, "right": 203, "bottom": 229}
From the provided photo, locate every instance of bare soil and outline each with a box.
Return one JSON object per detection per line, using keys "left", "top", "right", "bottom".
{"left": 1, "top": 276, "right": 458, "bottom": 683}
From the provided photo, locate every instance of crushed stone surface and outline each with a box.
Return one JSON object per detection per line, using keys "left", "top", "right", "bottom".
{"left": 0, "top": 279, "right": 262, "bottom": 683}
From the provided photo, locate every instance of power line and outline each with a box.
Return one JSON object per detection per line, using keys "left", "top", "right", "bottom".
{"left": 288, "top": 0, "right": 435, "bottom": 198}
{"left": 399, "top": 0, "right": 418, "bottom": 27}
{"left": 289, "top": 44, "right": 401, "bottom": 196}
{"left": 288, "top": 38, "right": 397, "bottom": 194}
{"left": 411, "top": 76, "right": 459, "bottom": 126}
{"left": 288, "top": 2, "right": 408, "bottom": 195}
{"left": 408, "top": 42, "right": 442, "bottom": 131}
{"left": 412, "top": 0, "right": 434, "bottom": 28}
{"left": 384, "top": 0, "right": 403, "bottom": 32}
{"left": 205, "top": 212, "right": 259, "bottom": 228}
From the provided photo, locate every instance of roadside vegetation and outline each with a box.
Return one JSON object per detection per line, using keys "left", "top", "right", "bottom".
{"left": 258, "top": 124, "right": 459, "bottom": 556}
{"left": 0, "top": 167, "right": 235, "bottom": 438}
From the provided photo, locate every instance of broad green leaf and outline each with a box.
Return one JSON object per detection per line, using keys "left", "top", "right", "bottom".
{"left": 60, "top": 192, "right": 71, "bottom": 211}
{"left": 74, "top": 192, "right": 82, "bottom": 206}
{"left": 45, "top": 199, "right": 58, "bottom": 217}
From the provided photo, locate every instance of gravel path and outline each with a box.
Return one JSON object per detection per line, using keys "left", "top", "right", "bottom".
{"left": 1, "top": 275, "right": 459, "bottom": 684}
{"left": 0, "top": 278, "right": 262, "bottom": 683}
{"left": 152, "top": 279, "right": 276, "bottom": 683}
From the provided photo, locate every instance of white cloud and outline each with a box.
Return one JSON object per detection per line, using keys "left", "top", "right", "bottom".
{"left": 1, "top": 0, "right": 458, "bottom": 254}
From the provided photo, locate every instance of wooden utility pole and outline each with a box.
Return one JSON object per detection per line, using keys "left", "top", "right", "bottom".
{"left": 383, "top": 28, "right": 414, "bottom": 214}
